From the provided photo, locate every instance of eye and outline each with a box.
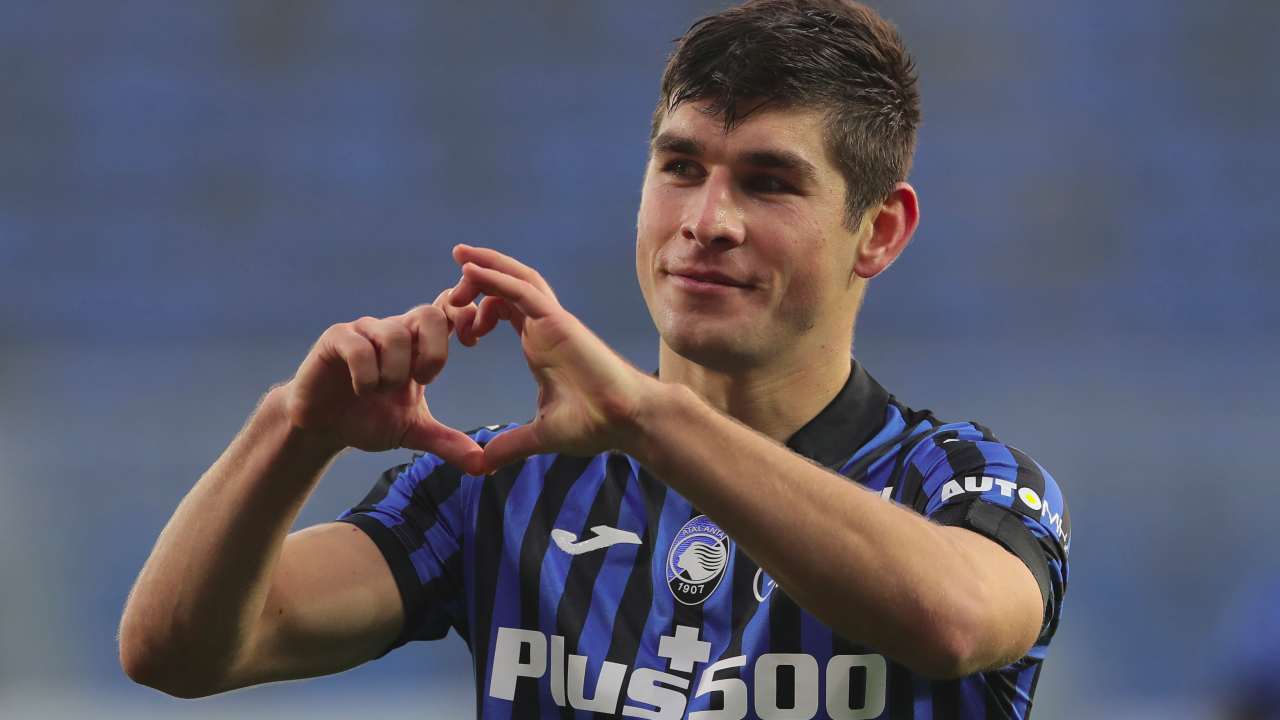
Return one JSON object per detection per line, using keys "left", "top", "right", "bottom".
{"left": 744, "top": 175, "right": 795, "bottom": 194}
{"left": 661, "top": 159, "right": 704, "bottom": 180}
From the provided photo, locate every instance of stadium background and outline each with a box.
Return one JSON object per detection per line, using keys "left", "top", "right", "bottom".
{"left": 1, "top": 1, "right": 1276, "bottom": 717}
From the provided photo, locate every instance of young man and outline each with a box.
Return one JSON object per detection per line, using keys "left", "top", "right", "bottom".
{"left": 120, "top": 1, "right": 1070, "bottom": 717}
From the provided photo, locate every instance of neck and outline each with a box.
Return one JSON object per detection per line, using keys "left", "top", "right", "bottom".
{"left": 657, "top": 339, "right": 854, "bottom": 444}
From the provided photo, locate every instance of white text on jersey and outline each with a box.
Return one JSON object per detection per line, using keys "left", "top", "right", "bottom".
{"left": 489, "top": 624, "right": 887, "bottom": 719}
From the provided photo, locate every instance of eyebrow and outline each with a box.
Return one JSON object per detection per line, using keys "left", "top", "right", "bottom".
{"left": 651, "top": 132, "right": 819, "bottom": 184}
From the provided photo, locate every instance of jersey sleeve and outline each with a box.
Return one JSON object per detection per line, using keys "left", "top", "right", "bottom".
{"left": 900, "top": 423, "right": 1071, "bottom": 643}
{"left": 336, "top": 451, "right": 473, "bottom": 654}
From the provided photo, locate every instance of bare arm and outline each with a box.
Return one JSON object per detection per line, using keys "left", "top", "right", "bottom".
{"left": 627, "top": 383, "right": 1044, "bottom": 678}
{"left": 117, "top": 389, "right": 401, "bottom": 697}
{"left": 119, "top": 302, "right": 486, "bottom": 698}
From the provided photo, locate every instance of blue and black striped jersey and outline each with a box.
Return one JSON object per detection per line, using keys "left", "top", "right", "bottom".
{"left": 338, "top": 360, "right": 1071, "bottom": 719}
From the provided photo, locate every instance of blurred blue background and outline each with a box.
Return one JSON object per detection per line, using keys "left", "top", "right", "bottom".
{"left": 2, "top": 1, "right": 1276, "bottom": 717}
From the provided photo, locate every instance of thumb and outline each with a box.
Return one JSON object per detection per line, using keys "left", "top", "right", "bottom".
{"left": 481, "top": 423, "right": 545, "bottom": 473}
{"left": 400, "top": 419, "right": 486, "bottom": 476}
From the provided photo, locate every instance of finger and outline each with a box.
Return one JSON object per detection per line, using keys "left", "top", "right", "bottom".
{"left": 351, "top": 317, "right": 412, "bottom": 388}
{"left": 471, "top": 296, "right": 511, "bottom": 340}
{"left": 449, "top": 269, "right": 527, "bottom": 336}
{"left": 481, "top": 424, "right": 545, "bottom": 472}
{"left": 400, "top": 419, "right": 486, "bottom": 475}
{"left": 454, "top": 303, "right": 479, "bottom": 346}
{"left": 431, "top": 289, "right": 460, "bottom": 333}
{"left": 452, "top": 244, "right": 558, "bottom": 300}
{"left": 328, "top": 326, "right": 379, "bottom": 396}
{"left": 454, "top": 263, "right": 557, "bottom": 320}
{"left": 432, "top": 289, "right": 476, "bottom": 342}
{"left": 448, "top": 269, "right": 485, "bottom": 309}
{"left": 402, "top": 304, "right": 450, "bottom": 385}
{"left": 467, "top": 291, "right": 526, "bottom": 337}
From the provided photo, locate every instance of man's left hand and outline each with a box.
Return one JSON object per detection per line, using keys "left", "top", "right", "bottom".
{"left": 447, "top": 244, "right": 659, "bottom": 472}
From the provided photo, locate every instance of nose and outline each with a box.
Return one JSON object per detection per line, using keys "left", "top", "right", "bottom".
{"left": 681, "top": 169, "right": 745, "bottom": 248}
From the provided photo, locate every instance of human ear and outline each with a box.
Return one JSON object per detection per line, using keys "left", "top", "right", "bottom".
{"left": 853, "top": 182, "right": 919, "bottom": 279}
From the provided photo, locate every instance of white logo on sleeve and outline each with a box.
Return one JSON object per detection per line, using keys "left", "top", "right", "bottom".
{"left": 551, "top": 525, "right": 642, "bottom": 556}
{"left": 938, "top": 475, "right": 1069, "bottom": 545}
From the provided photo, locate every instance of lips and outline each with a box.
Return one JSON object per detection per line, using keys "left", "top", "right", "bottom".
{"left": 666, "top": 268, "right": 752, "bottom": 288}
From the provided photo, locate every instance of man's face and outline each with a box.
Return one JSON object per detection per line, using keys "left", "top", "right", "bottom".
{"left": 636, "top": 102, "right": 865, "bottom": 370}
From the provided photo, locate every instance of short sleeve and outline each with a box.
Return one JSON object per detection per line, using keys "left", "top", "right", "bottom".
{"left": 336, "top": 452, "right": 471, "bottom": 654}
{"left": 901, "top": 424, "right": 1071, "bottom": 643}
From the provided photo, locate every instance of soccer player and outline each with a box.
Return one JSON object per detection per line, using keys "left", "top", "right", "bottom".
{"left": 119, "top": 1, "right": 1070, "bottom": 718}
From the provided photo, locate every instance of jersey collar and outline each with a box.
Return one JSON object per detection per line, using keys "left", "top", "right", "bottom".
{"left": 784, "top": 358, "right": 891, "bottom": 470}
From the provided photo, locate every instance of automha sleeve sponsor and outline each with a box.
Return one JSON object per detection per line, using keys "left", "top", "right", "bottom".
{"left": 900, "top": 423, "right": 1071, "bottom": 643}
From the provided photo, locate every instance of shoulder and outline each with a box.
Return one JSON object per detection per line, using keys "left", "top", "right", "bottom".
{"left": 879, "top": 406, "right": 1070, "bottom": 548}
{"left": 887, "top": 408, "right": 1073, "bottom": 641}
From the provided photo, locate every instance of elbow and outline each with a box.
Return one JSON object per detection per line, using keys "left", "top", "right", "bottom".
{"left": 118, "top": 626, "right": 223, "bottom": 699}
{"left": 897, "top": 597, "right": 993, "bottom": 680}
{"left": 830, "top": 607, "right": 984, "bottom": 680}
{"left": 911, "top": 598, "right": 1034, "bottom": 680}
{"left": 911, "top": 623, "right": 983, "bottom": 680}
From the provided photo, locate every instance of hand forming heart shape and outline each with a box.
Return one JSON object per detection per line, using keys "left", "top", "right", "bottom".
{"left": 279, "top": 245, "right": 659, "bottom": 477}
{"left": 447, "top": 244, "right": 658, "bottom": 472}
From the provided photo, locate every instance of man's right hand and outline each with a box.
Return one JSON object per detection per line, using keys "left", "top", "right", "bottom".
{"left": 122, "top": 292, "right": 500, "bottom": 697}
{"left": 279, "top": 296, "right": 486, "bottom": 475}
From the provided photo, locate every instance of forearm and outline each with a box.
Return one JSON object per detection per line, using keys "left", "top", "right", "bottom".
{"left": 627, "top": 383, "right": 994, "bottom": 676}
{"left": 119, "top": 385, "right": 342, "bottom": 693}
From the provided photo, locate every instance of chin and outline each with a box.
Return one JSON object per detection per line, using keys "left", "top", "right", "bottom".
{"left": 659, "top": 321, "right": 767, "bottom": 372}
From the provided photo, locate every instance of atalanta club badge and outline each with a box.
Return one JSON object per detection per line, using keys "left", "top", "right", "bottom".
{"left": 667, "top": 515, "right": 732, "bottom": 605}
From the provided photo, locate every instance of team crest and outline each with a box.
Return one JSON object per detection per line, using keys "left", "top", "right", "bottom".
{"left": 666, "top": 515, "right": 731, "bottom": 605}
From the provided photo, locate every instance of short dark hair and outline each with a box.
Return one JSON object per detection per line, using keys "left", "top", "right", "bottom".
{"left": 652, "top": 0, "right": 920, "bottom": 225}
